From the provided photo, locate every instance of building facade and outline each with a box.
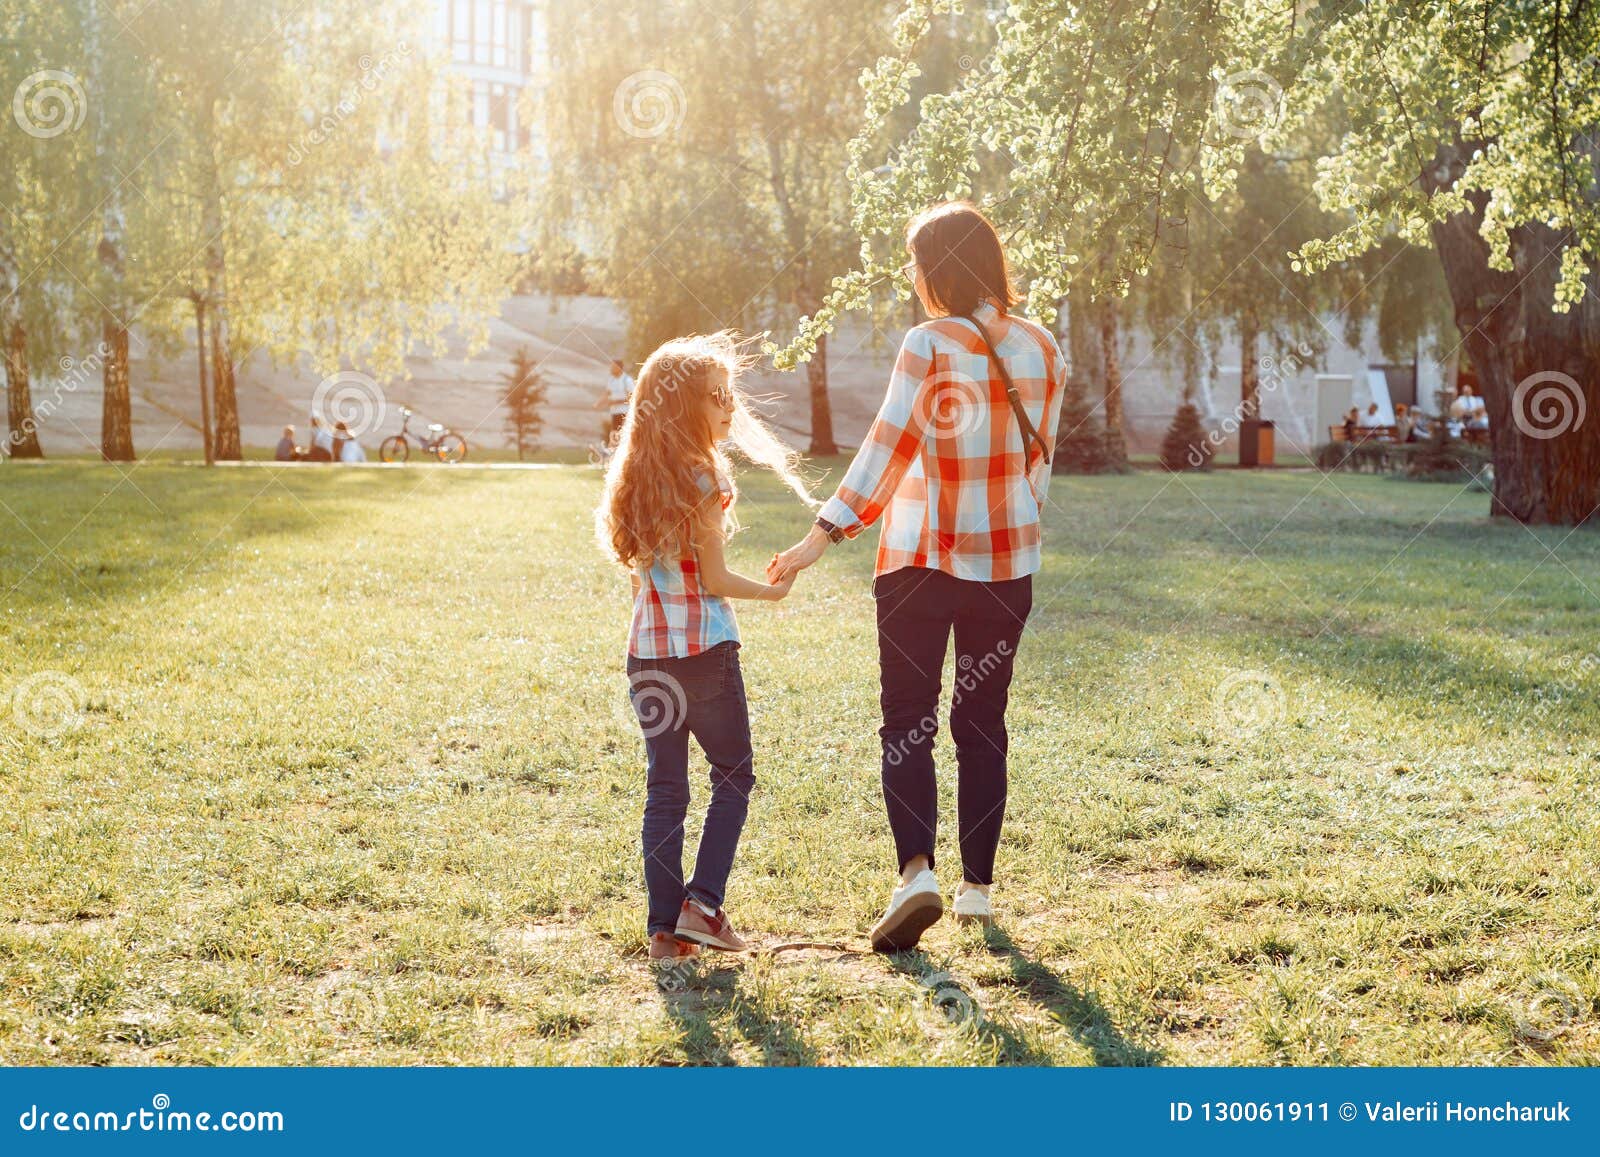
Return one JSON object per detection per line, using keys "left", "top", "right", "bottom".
{"left": 428, "top": 0, "right": 546, "bottom": 165}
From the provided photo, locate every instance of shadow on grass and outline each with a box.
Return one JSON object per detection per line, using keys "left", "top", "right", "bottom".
{"left": 880, "top": 947, "right": 1051, "bottom": 1065}
{"left": 975, "top": 927, "right": 1161, "bottom": 1066}
{"left": 653, "top": 959, "right": 817, "bottom": 1066}
{"left": 879, "top": 933, "right": 1161, "bottom": 1066}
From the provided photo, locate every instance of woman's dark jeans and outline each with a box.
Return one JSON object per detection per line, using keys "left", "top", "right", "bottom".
{"left": 873, "top": 566, "right": 1032, "bottom": 884}
{"left": 626, "top": 641, "right": 754, "bottom": 935}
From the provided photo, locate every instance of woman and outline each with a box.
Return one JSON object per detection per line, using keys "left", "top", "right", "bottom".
{"left": 769, "top": 201, "right": 1064, "bottom": 952}
{"left": 334, "top": 421, "right": 367, "bottom": 463}
{"left": 306, "top": 415, "right": 335, "bottom": 462}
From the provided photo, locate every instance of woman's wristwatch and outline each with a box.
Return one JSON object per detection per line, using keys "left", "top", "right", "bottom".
{"left": 815, "top": 517, "right": 847, "bottom": 544}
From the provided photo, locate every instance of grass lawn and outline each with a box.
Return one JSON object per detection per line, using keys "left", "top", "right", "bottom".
{"left": 1, "top": 461, "right": 1596, "bottom": 1066}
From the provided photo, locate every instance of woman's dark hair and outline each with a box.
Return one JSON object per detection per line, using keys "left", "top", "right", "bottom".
{"left": 906, "top": 201, "right": 1019, "bottom": 318}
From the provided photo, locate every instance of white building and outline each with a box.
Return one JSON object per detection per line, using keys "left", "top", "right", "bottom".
{"left": 426, "top": 0, "right": 547, "bottom": 167}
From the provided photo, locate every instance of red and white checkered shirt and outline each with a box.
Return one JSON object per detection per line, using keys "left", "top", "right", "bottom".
{"left": 817, "top": 300, "right": 1066, "bottom": 581}
{"left": 627, "top": 471, "right": 741, "bottom": 659}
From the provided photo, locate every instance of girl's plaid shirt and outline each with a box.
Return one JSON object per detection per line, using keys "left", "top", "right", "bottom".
{"left": 817, "top": 300, "right": 1066, "bottom": 581}
{"left": 628, "top": 471, "right": 740, "bottom": 659}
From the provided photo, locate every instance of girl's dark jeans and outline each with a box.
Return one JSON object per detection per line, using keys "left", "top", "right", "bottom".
{"left": 873, "top": 566, "right": 1032, "bottom": 884}
{"left": 626, "top": 641, "right": 754, "bottom": 935}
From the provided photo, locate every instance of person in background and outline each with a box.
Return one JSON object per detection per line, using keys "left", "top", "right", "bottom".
{"left": 593, "top": 359, "right": 634, "bottom": 445}
{"left": 1342, "top": 407, "right": 1360, "bottom": 441}
{"left": 307, "top": 415, "right": 335, "bottom": 462}
{"left": 1359, "top": 402, "right": 1384, "bottom": 429}
{"left": 335, "top": 421, "right": 366, "bottom": 463}
{"left": 1449, "top": 384, "right": 1490, "bottom": 432}
{"left": 1446, "top": 388, "right": 1467, "bottom": 437}
{"left": 275, "top": 425, "right": 303, "bottom": 462}
{"left": 1394, "top": 404, "right": 1415, "bottom": 443}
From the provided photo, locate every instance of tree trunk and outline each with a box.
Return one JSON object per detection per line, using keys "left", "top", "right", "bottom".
{"left": 194, "top": 294, "right": 213, "bottom": 465}
{"left": 199, "top": 101, "right": 242, "bottom": 461}
{"left": 207, "top": 309, "right": 240, "bottom": 460}
{"left": 1099, "top": 295, "right": 1127, "bottom": 466}
{"left": 1424, "top": 140, "right": 1599, "bottom": 525}
{"left": 806, "top": 328, "right": 836, "bottom": 456}
{"left": 1196, "top": 326, "right": 1219, "bottom": 419}
{"left": 1, "top": 247, "right": 43, "bottom": 458}
{"left": 99, "top": 319, "right": 133, "bottom": 461}
{"left": 1068, "top": 288, "right": 1102, "bottom": 395}
{"left": 88, "top": 0, "right": 133, "bottom": 462}
{"left": 1238, "top": 309, "right": 1260, "bottom": 422}
{"left": 4, "top": 320, "right": 43, "bottom": 459}
{"left": 1179, "top": 278, "right": 1199, "bottom": 406}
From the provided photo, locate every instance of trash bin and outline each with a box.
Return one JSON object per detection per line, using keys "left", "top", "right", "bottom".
{"left": 1240, "top": 419, "right": 1276, "bottom": 467}
{"left": 1240, "top": 419, "right": 1258, "bottom": 467}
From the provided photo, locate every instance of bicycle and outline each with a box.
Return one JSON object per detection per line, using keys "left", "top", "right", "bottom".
{"left": 379, "top": 407, "right": 469, "bottom": 464}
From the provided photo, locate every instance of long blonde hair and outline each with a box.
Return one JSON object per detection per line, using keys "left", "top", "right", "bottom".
{"left": 597, "top": 332, "right": 818, "bottom": 569}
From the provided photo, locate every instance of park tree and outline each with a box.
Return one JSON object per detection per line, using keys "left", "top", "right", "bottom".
{"left": 1053, "top": 375, "right": 1112, "bottom": 475}
{"left": 4, "top": 1, "right": 519, "bottom": 463}
{"left": 0, "top": 0, "right": 98, "bottom": 459}
{"left": 779, "top": 1, "right": 1600, "bottom": 525}
{"left": 1132, "top": 138, "right": 1361, "bottom": 463}
{"left": 128, "top": 1, "right": 520, "bottom": 460}
{"left": 502, "top": 345, "right": 546, "bottom": 460}
{"left": 541, "top": 0, "right": 895, "bottom": 456}
{"left": 82, "top": 0, "right": 136, "bottom": 460}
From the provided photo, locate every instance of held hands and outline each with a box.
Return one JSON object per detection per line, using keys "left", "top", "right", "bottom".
{"left": 764, "top": 568, "right": 796, "bottom": 601}
{"left": 767, "top": 525, "right": 830, "bottom": 586}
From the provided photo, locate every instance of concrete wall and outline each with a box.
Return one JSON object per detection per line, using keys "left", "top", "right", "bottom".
{"left": 4, "top": 292, "right": 1440, "bottom": 461}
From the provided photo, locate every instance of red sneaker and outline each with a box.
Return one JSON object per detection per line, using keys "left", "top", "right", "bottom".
{"left": 674, "top": 900, "right": 748, "bottom": 952}
{"left": 648, "top": 931, "right": 700, "bottom": 960}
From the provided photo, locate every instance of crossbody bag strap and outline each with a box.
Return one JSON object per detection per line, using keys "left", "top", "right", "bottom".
{"left": 959, "top": 315, "right": 1052, "bottom": 465}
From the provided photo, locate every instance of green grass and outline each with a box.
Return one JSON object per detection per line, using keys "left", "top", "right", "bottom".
{"left": 0, "top": 461, "right": 1596, "bottom": 1065}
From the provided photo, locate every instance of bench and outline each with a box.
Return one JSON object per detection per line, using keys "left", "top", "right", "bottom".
{"left": 1328, "top": 425, "right": 1398, "bottom": 444}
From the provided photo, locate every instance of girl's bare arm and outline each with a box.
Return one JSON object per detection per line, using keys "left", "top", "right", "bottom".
{"left": 695, "top": 504, "right": 792, "bottom": 601}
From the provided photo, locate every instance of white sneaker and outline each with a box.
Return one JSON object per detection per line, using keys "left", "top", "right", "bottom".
{"left": 953, "top": 885, "right": 993, "bottom": 926}
{"left": 869, "top": 868, "right": 944, "bottom": 953}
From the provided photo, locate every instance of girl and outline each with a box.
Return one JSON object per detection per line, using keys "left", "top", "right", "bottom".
{"left": 597, "top": 332, "right": 817, "bottom": 960}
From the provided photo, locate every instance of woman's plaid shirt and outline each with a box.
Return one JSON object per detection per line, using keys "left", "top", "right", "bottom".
{"left": 817, "top": 300, "right": 1066, "bottom": 581}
